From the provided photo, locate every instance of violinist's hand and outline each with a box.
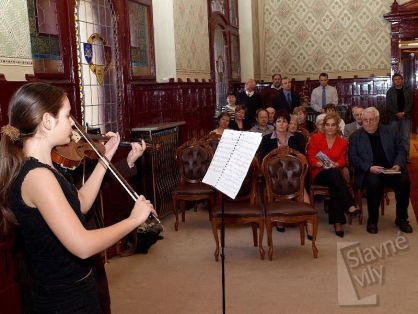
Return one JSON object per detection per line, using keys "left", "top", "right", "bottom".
{"left": 126, "top": 140, "right": 146, "bottom": 168}
{"left": 129, "top": 195, "right": 157, "bottom": 225}
{"left": 104, "top": 132, "right": 120, "bottom": 160}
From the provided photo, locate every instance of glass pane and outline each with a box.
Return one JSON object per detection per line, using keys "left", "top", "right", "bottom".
{"left": 128, "top": 1, "right": 151, "bottom": 76}
{"left": 229, "top": 0, "right": 238, "bottom": 27}
{"left": 211, "top": 0, "right": 225, "bottom": 15}
{"left": 27, "top": 0, "right": 63, "bottom": 73}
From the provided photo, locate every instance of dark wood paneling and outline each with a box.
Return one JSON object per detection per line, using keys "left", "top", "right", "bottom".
{"left": 0, "top": 77, "right": 79, "bottom": 126}
{"left": 128, "top": 81, "right": 216, "bottom": 142}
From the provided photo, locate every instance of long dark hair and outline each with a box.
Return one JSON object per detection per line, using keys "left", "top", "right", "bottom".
{"left": 0, "top": 82, "right": 66, "bottom": 235}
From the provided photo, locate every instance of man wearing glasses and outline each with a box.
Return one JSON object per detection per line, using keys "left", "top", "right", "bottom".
{"left": 348, "top": 107, "right": 413, "bottom": 234}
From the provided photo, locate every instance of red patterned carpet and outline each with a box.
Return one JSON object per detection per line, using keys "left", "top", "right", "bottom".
{"left": 407, "top": 139, "right": 418, "bottom": 223}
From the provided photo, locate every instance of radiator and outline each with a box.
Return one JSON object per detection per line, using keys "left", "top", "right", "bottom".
{"left": 132, "top": 122, "right": 185, "bottom": 218}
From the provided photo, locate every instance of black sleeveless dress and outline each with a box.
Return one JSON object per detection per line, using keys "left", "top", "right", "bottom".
{"left": 10, "top": 158, "right": 100, "bottom": 313}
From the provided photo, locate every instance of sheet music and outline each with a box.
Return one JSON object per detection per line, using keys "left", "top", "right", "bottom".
{"left": 203, "top": 129, "right": 262, "bottom": 199}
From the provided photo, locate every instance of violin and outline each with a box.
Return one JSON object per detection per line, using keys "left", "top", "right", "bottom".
{"left": 52, "top": 116, "right": 161, "bottom": 224}
{"left": 52, "top": 131, "right": 160, "bottom": 170}
{"left": 52, "top": 130, "right": 106, "bottom": 170}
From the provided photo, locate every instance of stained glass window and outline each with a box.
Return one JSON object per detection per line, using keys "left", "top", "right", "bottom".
{"left": 75, "top": 0, "right": 124, "bottom": 133}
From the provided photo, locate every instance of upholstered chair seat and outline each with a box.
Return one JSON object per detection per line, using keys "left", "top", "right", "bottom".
{"left": 264, "top": 201, "right": 317, "bottom": 216}
{"left": 173, "top": 182, "right": 214, "bottom": 195}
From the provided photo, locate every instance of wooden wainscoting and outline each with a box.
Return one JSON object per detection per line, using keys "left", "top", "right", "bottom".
{"left": 0, "top": 75, "right": 79, "bottom": 127}
{"left": 128, "top": 80, "right": 216, "bottom": 143}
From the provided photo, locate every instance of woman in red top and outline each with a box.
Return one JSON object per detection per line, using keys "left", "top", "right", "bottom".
{"left": 307, "top": 113, "right": 359, "bottom": 237}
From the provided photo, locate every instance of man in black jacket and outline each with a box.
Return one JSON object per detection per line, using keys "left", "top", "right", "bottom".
{"left": 386, "top": 73, "right": 413, "bottom": 162}
{"left": 348, "top": 107, "right": 413, "bottom": 234}
{"left": 236, "top": 79, "right": 263, "bottom": 126}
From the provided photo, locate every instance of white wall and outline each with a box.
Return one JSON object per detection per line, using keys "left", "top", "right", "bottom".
{"left": 152, "top": 0, "right": 176, "bottom": 82}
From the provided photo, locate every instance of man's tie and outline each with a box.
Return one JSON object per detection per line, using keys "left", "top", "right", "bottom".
{"left": 322, "top": 86, "right": 326, "bottom": 108}
{"left": 286, "top": 93, "right": 292, "bottom": 105}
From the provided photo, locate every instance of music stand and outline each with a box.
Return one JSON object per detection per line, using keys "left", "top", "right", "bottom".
{"left": 203, "top": 130, "right": 262, "bottom": 314}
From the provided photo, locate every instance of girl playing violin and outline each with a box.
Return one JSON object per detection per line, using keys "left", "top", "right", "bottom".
{"left": 0, "top": 82, "right": 156, "bottom": 313}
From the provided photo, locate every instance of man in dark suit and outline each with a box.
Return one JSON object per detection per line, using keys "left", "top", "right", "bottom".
{"left": 236, "top": 78, "right": 263, "bottom": 126}
{"left": 272, "top": 77, "right": 300, "bottom": 114}
{"left": 348, "top": 107, "right": 413, "bottom": 234}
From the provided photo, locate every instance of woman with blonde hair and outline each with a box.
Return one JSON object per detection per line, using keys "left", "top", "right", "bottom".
{"left": 307, "top": 112, "right": 359, "bottom": 237}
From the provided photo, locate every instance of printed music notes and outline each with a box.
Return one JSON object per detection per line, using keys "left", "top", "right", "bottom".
{"left": 203, "top": 129, "right": 262, "bottom": 199}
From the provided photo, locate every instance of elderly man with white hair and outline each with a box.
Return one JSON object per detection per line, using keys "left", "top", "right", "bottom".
{"left": 343, "top": 105, "right": 364, "bottom": 138}
{"left": 236, "top": 78, "right": 263, "bottom": 126}
{"left": 348, "top": 107, "right": 412, "bottom": 234}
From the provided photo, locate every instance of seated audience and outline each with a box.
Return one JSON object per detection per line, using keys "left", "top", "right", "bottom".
{"left": 210, "top": 112, "right": 230, "bottom": 136}
{"left": 307, "top": 113, "right": 360, "bottom": 237}
{"left": 293, "top": 106, "right": 316, "bottom": 133}
{"left": 272, "top": 76, "right": 300, "bottom": 114}
{"left": 221, "top": 94, "right": 237, "bottom": 121}
{"left": 343, "top": 105, "right": 364, "bottom": 138}
{"left": 348, "top": 107, "right": 412, "bottom": 234}
{"left": 249, "top": 108, "right": 274, "bottom": 136}
{"left": 266, "top": 106, "right": 276, "bottom": 126}
{"left": 258, "top": 110, "right": 306, "bottom": 162}
{"left": 288, "top": 114, "right": 299, "bottom": 134}
{"left": 314, "top": 113, "right": 326, "bottom": 133}
{"left": 324, "top": 103, "right": 345, "bottom": 131}
{"left": 288, "top": 114, "right": 309, "bottom": 139}
{"left": 229, "top": 105, "right": 251, "bottom": 131}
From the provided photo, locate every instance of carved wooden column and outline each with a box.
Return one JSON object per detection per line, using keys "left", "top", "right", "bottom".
{"left": 384, "top": 0, "right": 418, "bottom": 133}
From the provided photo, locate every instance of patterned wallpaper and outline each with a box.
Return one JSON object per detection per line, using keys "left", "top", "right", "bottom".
{"left": 263, "top": 0, "right": 409, "bottom": 80}
{"left": 173, "top": 0, "right": 211, "bottom": 80}
{"left": 0, "top": 0, "right": 33, "bottom": 79}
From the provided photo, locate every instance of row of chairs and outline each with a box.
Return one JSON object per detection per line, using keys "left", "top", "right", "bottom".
{"left": 171, "top": 137, "right": 318, "bottom": 260}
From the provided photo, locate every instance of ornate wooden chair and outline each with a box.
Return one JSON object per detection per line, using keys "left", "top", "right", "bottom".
{"left": 172, "top": 139, "right": 215, "bottom": 231}
{"left": 262, "top": 147, "right": 318, "bottom": 260}
{"left": 210, "top": 158, "right": 264, "bottom": 261}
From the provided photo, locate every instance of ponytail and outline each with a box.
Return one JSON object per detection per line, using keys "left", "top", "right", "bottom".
{"left": 0, "top": 131, "right": 24, "bottom": 235}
